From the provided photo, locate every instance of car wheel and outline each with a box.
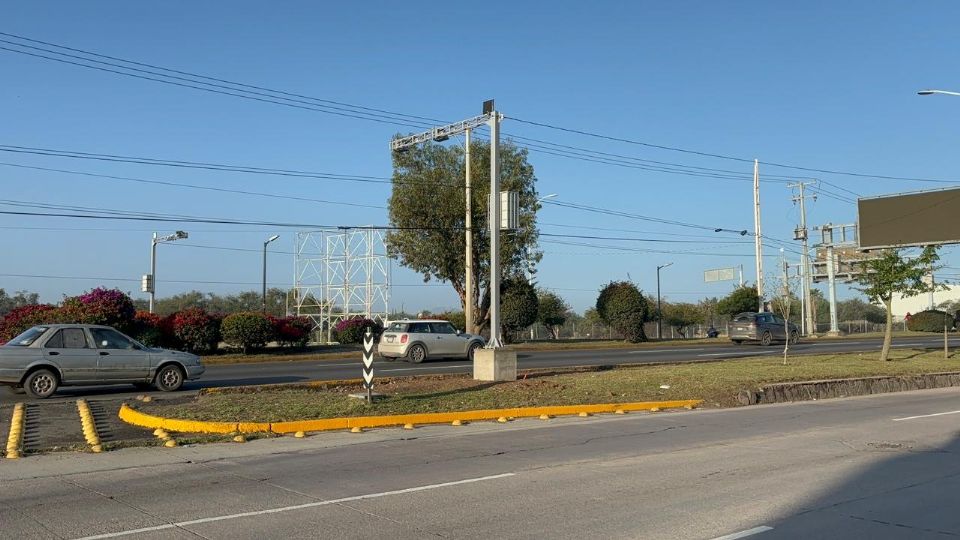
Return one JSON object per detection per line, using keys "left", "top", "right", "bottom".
{"left": 732, "top": 340, "right": 743, "bottom": 345}
{"left": 468, "top": 342, "right": 482, "bottom": 361}
{"left": 154, "top": 364, "right": 185, "bottom": 392}
{"left": 24, "top": 368, "right": 58, "bottom": 399}
{"left": 760, "top": 331, "right": 773, "bottom": 346}
{"left": 789, "top": 331, "right": 800, "bottom": 346}
{"left": 407, "top": 344, "right": 427, "bottom": 364}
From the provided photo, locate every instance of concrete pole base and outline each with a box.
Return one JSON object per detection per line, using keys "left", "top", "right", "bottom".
{"left": 825, "top": 330, "right": 842, "bottom": 337}
{"left": 473, "top": 349, "right": 517, "bottom": 381}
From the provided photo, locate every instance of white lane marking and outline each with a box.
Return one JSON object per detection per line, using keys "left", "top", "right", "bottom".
{"left": 893, "top": 410, "right": 960, "bottom": 422}
{"left": 73, "top": 473, "right": 516, "bottom": 540}
{"left": 710, "top": 525, "right": 774, "bottom": 540}
{"left": 697, "top": 351, "right": 768, "bottom": 357}
{"left": 630, "top": 348, "right": 706, "bottom": 354}
{"left": 380, "top": 365, "right": 468, "bottom": 372}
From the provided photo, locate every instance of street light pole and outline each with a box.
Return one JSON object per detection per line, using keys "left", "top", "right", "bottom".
{"left": 263, "top": 235, "right": 280, "bottom": 313}
{"left": 147, "top": 231, "right": 188, "bottom": 314}
{"left": 918, "top": 89, "right": 960, "bottom": 97}
{"left": 656, "top": 262, "right": 673, "bottom": 340}
{"left": 464, "top": 128, "right": 474, "bottom": 334}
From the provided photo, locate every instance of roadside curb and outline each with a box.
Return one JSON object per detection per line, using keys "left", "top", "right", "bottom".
{"left": 749, "top": 371, "right": 960, "bottom": 405}
{"left": 118, "top": 399, "right": 703, "bottom": 435}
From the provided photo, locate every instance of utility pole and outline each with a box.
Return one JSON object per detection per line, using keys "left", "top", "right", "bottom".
{"left": 488, "top": 107, "right": 503, "bottom": 348}
{"left": 753, "top": 159, "right": 764, "bottom": 311}
{"left": 656, "top": 262, "right": 673, "bottom": 340}
{"left": 826, "top": 244, "right": 839, "bottom": 335}
{"left": 789, "top": 181, "right": 817, "bottom": 336}
{"left": 464, "top": 128, "right": 474, "bottom": 334}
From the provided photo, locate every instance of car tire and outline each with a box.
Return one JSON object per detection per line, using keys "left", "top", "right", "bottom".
{"left": 760, "top": 331, "right": 773, "bottom": 346}
{"left": 789, "top": 331, "right": 800, "bottom": 346}
{"left": 24, "top": 368, "right": 58, "bottom": 399}
{"left": 732, "top": 340, "right": 743, "bottom": 345}
{"left": 407, "top": 344, "right": 427, "bottom": 364}
{"left": 154, "top": 364, "right": 185, "bottom": 392}
{"left": 468, "top": 342, "right": 482, "bottom": 361}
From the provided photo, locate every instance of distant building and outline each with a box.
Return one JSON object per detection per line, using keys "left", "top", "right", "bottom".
{"left": 890, "top": 284, "right": 960, "bottom": 321}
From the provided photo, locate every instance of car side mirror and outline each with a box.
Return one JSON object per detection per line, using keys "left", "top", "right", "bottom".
{"left": 456, "top": 329, "right": 462, "bottom": 335}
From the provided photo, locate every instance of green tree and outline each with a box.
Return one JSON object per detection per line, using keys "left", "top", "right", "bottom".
{"left": 386, "top": 140, "right": 541, "bottom": 334}
{"left": 582, "top": 307, "right": 609, "bottom": 339}
{"left": 596, "top": 281, "right": 651, "bottom": 342}
{"left": 837, "top": 298, "right": 886, "bottom": 324}
{"left": 810, "top": 288, "right": 831, "bottom": 325}
{"left": 661, "top": 302, "right": 703, "bottom": 338}
{"left": 220, "top": 312, "right": 275, "bottom": 354}
{"left": 717, "top": 286, "right": 760, "bottom": 317}
{"left": 856, "top": 247, "right": 944, "bottom": 361}
{"left": 536, "top": 290, "right": 570, "bottom": 339}
{"left": 0, "top": 289, "right": 40, "bottom": 317}
{"left": 501, "top": 277, "right": 539, "bottom": 341}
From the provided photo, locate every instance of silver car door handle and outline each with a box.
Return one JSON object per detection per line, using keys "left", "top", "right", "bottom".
{"left": 99, "top": 351, "right": 110, "bottom": 356}
{"left": 47, "top": 351, "right": 59, "bottom": 356}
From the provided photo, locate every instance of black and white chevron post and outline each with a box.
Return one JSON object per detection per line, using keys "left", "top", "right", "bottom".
{"left": 362, "top": 327, "right": 374, "bottom": 403}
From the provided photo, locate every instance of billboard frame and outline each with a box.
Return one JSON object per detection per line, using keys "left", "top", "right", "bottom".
{"left": 857, "top": 186, "right": 960, "bottom": 251}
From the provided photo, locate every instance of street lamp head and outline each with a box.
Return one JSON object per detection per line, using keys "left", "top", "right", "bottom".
{"left": 918, "top": 90, "right": 935, "bottom": 96}
{"left": 266, "top": 234, "right": 280, "bottom": 244}
{"left": 714, "top": 228, "right": 722, "bottom": 233}
{"left": 174, "top": 230, "right": 188, "bottom": 239}
{"left": 537, "top": 193, "right": 558, "bottom": 203}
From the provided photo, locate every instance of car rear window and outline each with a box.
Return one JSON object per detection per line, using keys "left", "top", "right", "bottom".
{"left": 385, "top": 322, "right": 408, "bottom": 333}
{"left": 6, "top": 326, "right": 49, "bottom": 346}
{"left": 733, "top": 313, "right": 756, "bottom": 323}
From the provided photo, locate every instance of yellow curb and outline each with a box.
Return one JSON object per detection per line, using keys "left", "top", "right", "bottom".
{"left": 76, "top": 399, "right": 103, "bottom": 453}
{"left": 118, "top": 400, "right": 704, "bottom": 436}
{"left": 5, "top": 402, "right": 26, "bottom": 459}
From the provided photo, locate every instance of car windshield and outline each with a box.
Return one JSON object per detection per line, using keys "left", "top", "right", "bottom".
{"left": 6, "top": 326, "right": 49, "bottom": 346}
{"left": 385, "top": 322, "right": 408, "bottom": 332}
{"left": 733, "top": 314, "right": 756, "bottom": 322}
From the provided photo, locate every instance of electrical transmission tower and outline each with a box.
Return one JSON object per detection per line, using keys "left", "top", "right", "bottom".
{"left": 294, "top": 230, "right": 390, "bottom": 342}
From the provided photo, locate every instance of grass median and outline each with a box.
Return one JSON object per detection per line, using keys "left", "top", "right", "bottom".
{"left": 141, "top": 348, "right": 960, "bottom": 423}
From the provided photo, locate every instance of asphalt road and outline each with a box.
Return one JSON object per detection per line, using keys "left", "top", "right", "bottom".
{"left": 2, "top": 387, "right": 959, "bottom": 539}
{"left": 3, "top": 334, "right": 958, "bottom": 405}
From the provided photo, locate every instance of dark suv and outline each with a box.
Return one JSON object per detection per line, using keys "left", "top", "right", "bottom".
{"left": 729, "top": 312, "right": 799, "bottom": 346}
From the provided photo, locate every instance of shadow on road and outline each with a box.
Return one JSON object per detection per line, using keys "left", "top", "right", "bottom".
{"left": 763, "top": 433, "right": 960, "bottom": 538}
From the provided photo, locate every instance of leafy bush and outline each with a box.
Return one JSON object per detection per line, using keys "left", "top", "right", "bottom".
{"left": 171, "top": 307, "right": 220, "bottom": 353}
{"left": 131, "top": 311, "right": 164, "bottom": 347}
{"left": 501, "top": 278, "right": 539, "bottom": 342}
{"left": 333, "top": 317, "right": 382, "bottom": 344}
{"left": 221, "top": 312, "right": 275, "bottom": 353}
{"left": 596, "top": 281, "right": 651, "bottom": 342}
{"left": 907, "top": 310, "right": 953, "bottom": 332}
{"left": 0, "top": 304, "right": 58, "bottom": 343}
{"left": 59, "top": 287, "right": 137, "bottom": 333}
{"left": 273, "top": 316, "right": 314, "bottom": 348}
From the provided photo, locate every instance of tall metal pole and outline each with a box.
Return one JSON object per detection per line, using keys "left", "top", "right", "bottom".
{"left": 790, "top": 182, "right": 816, "bottom": 336}
{"left": 149, "top": 233, "right": 157, "bottom": 314}
{"left": 753, "top": 159, "right": 764, "bottom": 311}
{"left": 826, "top": 244, "right": 839, "bottom": 335}
{"left": 464, "top": 128, "right": 474, "bottom": 334}
{"left": 657, "top": 267, "right": 662, "bottom": 340}
{"left": 487, "top": 111, "right": 502, "bottom": 348}
{"left": 262, "top": 241, "right": 269, "bottom": 313}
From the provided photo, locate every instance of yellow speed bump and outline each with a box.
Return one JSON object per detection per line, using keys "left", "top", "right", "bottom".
{"left": 451, "top": 419, "right": 463, "bottom": 426}
{"left": 350, "top": 427, "right": 363, "bottom": 433}
{"left": 5, "top": 402, "right": 26, "bottom": 459}
{"left": 76, "top": 399, "right": 103, "bottom": 453}
{"left": 578, "top": 412, "right": 590, "bottom": 417}
{"left": 539, "top": 414, "right": 551, "bottom": 420}
{"left": 403, "top": 423, "right": 415, "bottom": 430}
{"left": 294, "top": 431, "right": 306, "bottom": 438}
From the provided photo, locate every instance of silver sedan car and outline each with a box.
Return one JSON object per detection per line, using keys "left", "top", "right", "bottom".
{"left": 0, "top": 324, "right": 205, "bottom": 398}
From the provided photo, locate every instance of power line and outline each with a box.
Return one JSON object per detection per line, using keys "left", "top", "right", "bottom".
{"left": 0, "top": 271, "right": 446, "bottom": 288}
{"left": 0, "top": 163, "right": 388, "bottom": 210}
{"left": 542, "top": 199, "right": 750, "bottom": 235}
{"left": 511, "top": 116, "right": 960, "bottom": 185}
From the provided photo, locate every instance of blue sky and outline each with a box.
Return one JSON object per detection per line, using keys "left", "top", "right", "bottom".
{"left": 3, "top": 1, "right": 960, "bottom": 313}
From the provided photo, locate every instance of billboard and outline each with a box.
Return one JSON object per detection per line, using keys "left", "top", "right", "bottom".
{"left": 858, "top": 187, "right": 960, "bottom": 249}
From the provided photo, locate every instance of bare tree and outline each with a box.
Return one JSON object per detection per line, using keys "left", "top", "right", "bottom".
{"left": 769, "top": 263, "right": 801, "bottom": 365}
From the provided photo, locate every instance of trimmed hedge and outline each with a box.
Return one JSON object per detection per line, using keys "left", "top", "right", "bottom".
{"left": 333, "top": 317, "right": 383, "bottom": 344}
{"left": 0, "top": 304, "right": 58, "bottom": 343}
{"left": 221, "top": 312, "right": 275, "bottom": 353}
{"left": 171, "top": 307, "right": 221, "bottom": 353}
{"left": 907, "top": 310, "right": 954, "bottom": 332}
{"left": 273, "top": 316, "right": 313, "bottom": 348}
